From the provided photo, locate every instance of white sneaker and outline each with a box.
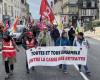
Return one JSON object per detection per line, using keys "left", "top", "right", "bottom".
{"left": 5, "top": 74, "right": 10, "bottom": 80}
{"left": 10, "top": 70, "right": 13, "bottom": 76}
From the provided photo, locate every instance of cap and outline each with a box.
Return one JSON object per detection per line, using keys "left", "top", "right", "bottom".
{"left": 27, "top": 32, "right": 33, "bottom": 36}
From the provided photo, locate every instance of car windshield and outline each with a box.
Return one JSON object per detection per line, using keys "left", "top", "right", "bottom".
{"left": 16, "top": 27, "right": 24, "bottom": 33}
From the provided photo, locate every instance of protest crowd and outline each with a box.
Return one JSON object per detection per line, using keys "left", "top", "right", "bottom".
{"left": 0, "top": 0, "right": 91, "bottom": 79}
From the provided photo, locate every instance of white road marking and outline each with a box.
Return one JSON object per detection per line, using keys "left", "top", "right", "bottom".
{"left": 74, "top": 64, "right": 89, "bottom": 80}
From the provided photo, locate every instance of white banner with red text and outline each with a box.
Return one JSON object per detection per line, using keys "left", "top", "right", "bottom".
{"left": 26, "top": 46, "right": 87, "bottom": 69}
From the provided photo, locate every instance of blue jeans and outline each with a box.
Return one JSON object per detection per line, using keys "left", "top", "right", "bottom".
{"left": 59, "top": 64, "right": 67, "bottom": 71}
{"left": 69, "top": 40, "right": 74, "bottom": 46}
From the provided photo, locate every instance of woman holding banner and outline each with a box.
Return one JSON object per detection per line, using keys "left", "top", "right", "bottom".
{"left": 55, "top": 31, "right": 70, "bottom": 73}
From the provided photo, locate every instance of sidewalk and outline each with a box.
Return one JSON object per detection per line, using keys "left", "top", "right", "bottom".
{"left": 85, "top": 31, "right": 100, "bottom": 40}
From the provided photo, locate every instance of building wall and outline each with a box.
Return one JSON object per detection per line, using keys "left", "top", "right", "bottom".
{"left": 78, "top": 0, "right": 98, "bottom": 22}
{"left": 53, "top": 0, "right": 63, "bottom": 14}
{"left": 21, "top": 0, "right": 29, "bottom": 19}
{"left": 62, "top": 0, "right": 78, "bottom": 15}
{"left": 2, "top": 0, "right": 21, "bottom": 21}
{"left": 0, "top": 3, "right": 2, "bottom": 20}
{"left": 0, "top": 0, "right": 29, "bottom": 22}
{"left": 99, "top": 0, "right": 100, "bottom": 20}
{"left": 62, "top": 0, "right": 69, "bottom": 14}
{"left": 13, "top": 0, "right": 21, "bottom": 18}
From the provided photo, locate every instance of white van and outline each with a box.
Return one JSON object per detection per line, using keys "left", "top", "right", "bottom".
{"left": 9, "top": 24, "right": 26, "bottom": 43}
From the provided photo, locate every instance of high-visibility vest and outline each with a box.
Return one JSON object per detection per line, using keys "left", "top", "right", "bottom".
{"left": 2, "top": 40, "right": 16, "bottom": 59}
{"left": 26, "top": 39, "right": 35, "bottom": 49}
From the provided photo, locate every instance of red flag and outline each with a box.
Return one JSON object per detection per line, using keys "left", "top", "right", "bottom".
{"left": 40, "top": 0, "right": 54, "bottom": 24}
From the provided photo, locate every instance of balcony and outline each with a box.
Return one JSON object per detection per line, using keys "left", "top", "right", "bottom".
{"left": 78, "top": 0, "right": 98, "bottom": 9}
{"left": 62, "top": 0, "right": 78, "bottom": 8}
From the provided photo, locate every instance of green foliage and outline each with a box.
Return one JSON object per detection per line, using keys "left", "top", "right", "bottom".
{"left": 92, "top": 21, "right": 100, "bottom": 27}
{"left": 84, "top": 20, "right": 100, "bottom": 31}
{"left": 84, "top": 21, "right": 92, "bottom": 31}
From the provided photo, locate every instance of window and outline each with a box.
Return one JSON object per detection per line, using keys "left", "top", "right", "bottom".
{"left": 4, "top": 3, "right": 7, "bottom": 15}
{"left": 8, "top": 5, "right": 10, "bottom": 12}
{"left": 69, "top": 0, "right": 77, "bottom": 4}
{"left": 11, "top": 6, "right": 13, "bottom": 17}
{"left": 0, "top": 0, "right": 2, "bottom": 2}
{"left": 83, "top": 10, "right": 86, "bottom": 16}
{"left": 54, "top": 0, "right": 57, "bottom": 4}
{"left": 87, "top": 2, "right": 91, "bottom": 8}
{"left": 91, "top": 1, "right": 95, "bottom": 7}
{"left": 83, "top": 1, "right": 87, "bottom": 8}
{"left": 11, "top": 0, "right": 13, "bottom": 3}
{"left": 51, "top": 1, "right": 53, "bottom": 7}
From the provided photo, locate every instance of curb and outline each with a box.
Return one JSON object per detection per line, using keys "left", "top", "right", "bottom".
{"left": 85, "top": 35, "right": 100, "bottom": 41}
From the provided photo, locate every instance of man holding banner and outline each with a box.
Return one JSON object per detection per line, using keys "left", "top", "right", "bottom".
{"left": 55, "top": 31, "right": 70, "bottom": 73}
{"left": 73, "top": 32, "right": 90, "bottom": 75}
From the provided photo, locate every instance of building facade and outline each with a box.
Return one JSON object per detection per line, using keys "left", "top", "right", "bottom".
{"left": 62, "top": 0, "right": 78, "bottom": 26}
{"left": 21, "top": 0, "right": 29, "bottom": 19}
{"left": 52, "top": 0, "right": 99, "bottom": 27}
{"left": 0, "top": 0, "right": 2, "bottom": 20}
{"left": 0, "top": 0, "right": 29, "bottom": 24}
{"left": 78, "top": 0, "right": 98, "bottom": 23}
{"left": 52, "top": 0, "right": 79, "bottom": 26}
{"left": 53, "top": 0, "right": 63, "bottom": 15}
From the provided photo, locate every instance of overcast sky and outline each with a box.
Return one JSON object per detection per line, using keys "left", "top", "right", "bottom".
{"left": 27, "top": 0, "right": 52, "bottom": 19}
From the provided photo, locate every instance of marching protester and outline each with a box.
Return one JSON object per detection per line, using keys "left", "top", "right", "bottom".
{"left": 73, "top": 32, "right": 90, "bottom": 75}
{"left": 24, "top": 31, "right": 38, "bottom": 73}
{"left": 38, "top": 27, "right": 53, "bottom": 46}
{"left": 21, "top": 28, "right": 29, "bottom": 49}
{"left": 1, "top": 32, "right": 19, "bottom": 79}
{"left": 50, "top": 25, "right": 60, "bottom": 46}
{"left": 68, "top": 26, "right": 75, "bottom": 46}
{"left": 0, "top": 21, "right": 4, "bottom": 41}
{"left": 55, "top": 31, "right": 70, "bottom": 73}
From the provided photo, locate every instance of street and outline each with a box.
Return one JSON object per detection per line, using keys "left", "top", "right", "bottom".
{"left": 0, "top": 38, "right": 100, "bottom": 80}
{"left": 87, "top": 38, "right": 100, "bottom": 80}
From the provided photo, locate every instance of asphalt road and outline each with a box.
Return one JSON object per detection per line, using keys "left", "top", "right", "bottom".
{"left": 86, "top": 38, "right": 100, "bottom": 80}
{"left": 0, "top": 38, "right": 100, "bottom": 80}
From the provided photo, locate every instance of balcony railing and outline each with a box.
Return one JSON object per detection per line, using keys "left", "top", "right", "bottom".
{"left": 62, "top": 1, "right": 78, "bottom": 8}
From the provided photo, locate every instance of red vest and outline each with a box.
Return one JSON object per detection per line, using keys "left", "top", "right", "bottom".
{"left": 2, "top": 40, "right": 16, "bottom": 60}
{"left": 26, "top": 39, "right": 35, "bottom": 49}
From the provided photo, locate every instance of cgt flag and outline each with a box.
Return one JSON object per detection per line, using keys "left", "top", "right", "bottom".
{"left": 40, "top": 0, "right": 54, "bottom": 24}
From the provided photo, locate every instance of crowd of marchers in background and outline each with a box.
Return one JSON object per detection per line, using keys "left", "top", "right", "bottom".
{"left": 0, "top": 18, "right": 91, "bottom": 79}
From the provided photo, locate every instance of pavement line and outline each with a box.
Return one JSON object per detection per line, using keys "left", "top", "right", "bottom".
{"left": 74, "top": 64, "right": 89, "bottom": 80}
